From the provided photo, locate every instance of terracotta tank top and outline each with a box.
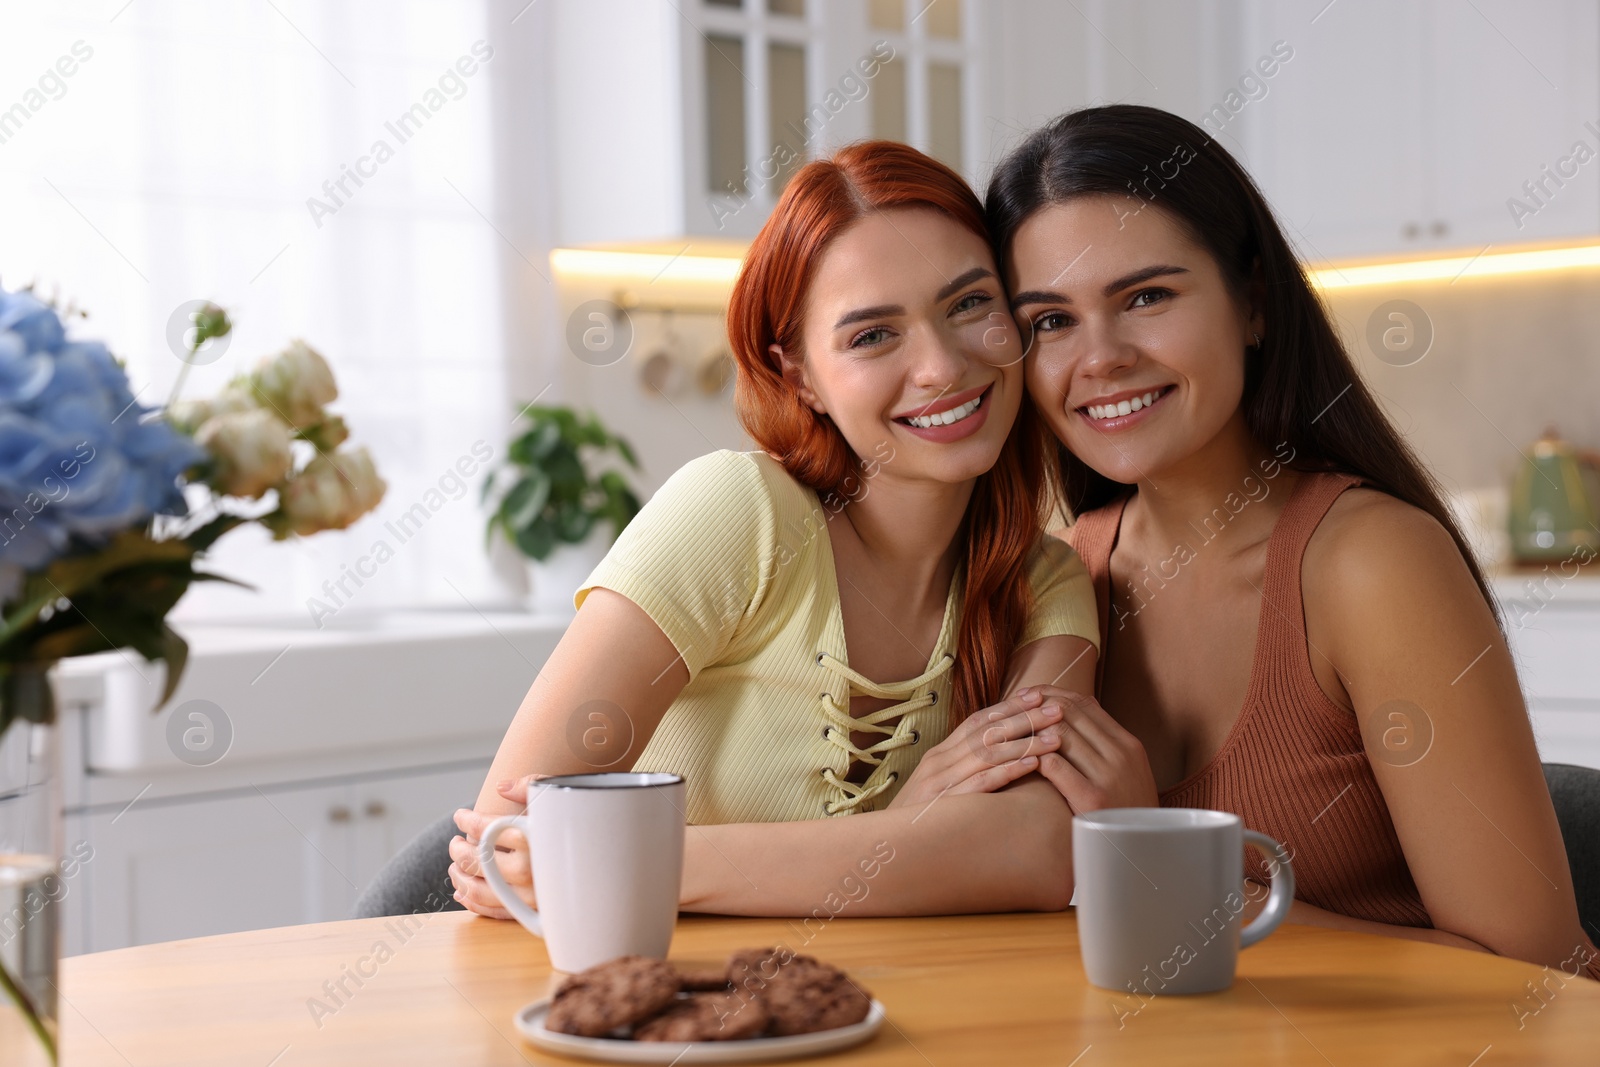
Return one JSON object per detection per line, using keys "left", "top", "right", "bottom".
{"left": 1069, "top": 471, "right": 1434, "bottom": 926}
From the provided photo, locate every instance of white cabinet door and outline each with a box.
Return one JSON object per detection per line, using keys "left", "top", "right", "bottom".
{"left": 347, "top": 763, "right": 489, "bottom": 906}
{"left": 1246, "top": 0, "right": 1432, "bottom": 261}
{"left": 1249, "top": 0, "right": 1600, "bottom": 260}
{"left": 76, "top": 780, "right": 357, "bottom": 953}
{"left": 67, "top": 761, "right": 489, "bottom": 953}
{"left": 1504, "top": 604, "right": 1600, "bottom": 770}
{"left": 1430, "top": 0, "right": 1600, "bottom": 249}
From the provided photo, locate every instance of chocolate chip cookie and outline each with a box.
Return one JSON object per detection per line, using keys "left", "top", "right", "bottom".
{"left": 634, "top": 991, "right": 769, "bottom": 1041}
{"left": 726, "top": 946, "right": 794, "bottom": 991}
{"left": 544, "top": 956, "right": 681, "bottom": 1037}
{"left": 677, "top": 964, "right": 734, "bottom": 992}
{"left": 727, "top": 948, "right": 873, "bottom": 1035}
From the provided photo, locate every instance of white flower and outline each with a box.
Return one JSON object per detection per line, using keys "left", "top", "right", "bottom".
{"left": 277, "top": 447, "right": 386, "bottom": 536}
{"left": 196, "top": 409, "right": 294, "bottom": 499}
{"left": 168, "top": 383, "right": 256, "bottom": 436}
{"left": 303, "top": 413, "right": 349, "bottom": 451}
{"left": 251, "top": 339, "right": 337, "bottom": 429}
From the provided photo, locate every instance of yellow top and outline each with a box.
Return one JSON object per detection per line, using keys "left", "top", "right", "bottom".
{"left": 576, "top": 450, "right": 1099, "bottom": 825}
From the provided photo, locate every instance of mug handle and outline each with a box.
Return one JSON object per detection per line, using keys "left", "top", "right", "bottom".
{"left": 478, "top": 815, "right": 543, "bottom": 938}
{"left": 1239, "top": 829, "right": 1295, "bottom": 948}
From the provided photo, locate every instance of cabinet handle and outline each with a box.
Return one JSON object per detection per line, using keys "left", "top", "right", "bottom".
{"left": 328, "top": 805, "right": 352, "bottom": 823}
{"left": 1430, "top": 220, "right": 1448, "bottom": 237}
{"left": 363, "top": 801, "right": 388, "bottom": 819}
{"left": 1401, "top": 221, "right": 1420, "bottom": 239}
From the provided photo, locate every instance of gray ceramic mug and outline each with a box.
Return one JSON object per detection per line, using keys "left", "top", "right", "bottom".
{"left": 1072, "top": 808, "right": 1295, "bottom": 995}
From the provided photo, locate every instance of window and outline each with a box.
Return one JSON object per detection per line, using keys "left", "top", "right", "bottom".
{"left": 865, "top": 0, "right": 975, "bottom": 175}
{"left": 705, "top": 34, "right": 750, "bottom": 195}
{"left": 699, "top": 0, "right": 816, "bottom": 212}
{"left": 0, "top": 2, "right": 511, "bottom": 622}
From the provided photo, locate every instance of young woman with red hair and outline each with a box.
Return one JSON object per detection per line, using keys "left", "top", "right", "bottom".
{"left": 450, "top": 142, "right": 1153, "bottom": 917}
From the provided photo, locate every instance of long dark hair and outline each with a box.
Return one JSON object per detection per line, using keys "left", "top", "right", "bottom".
{"left": 984, "top": 104, "right": 1498, "bottom": 620}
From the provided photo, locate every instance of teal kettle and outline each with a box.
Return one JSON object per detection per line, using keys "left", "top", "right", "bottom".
{"left": 1508, "top": 427, "right": 1600, "bottom": 563}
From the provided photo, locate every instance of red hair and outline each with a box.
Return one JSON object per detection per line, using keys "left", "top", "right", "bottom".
{"left": 726, "top": 141, "right": 1047, "bottom": 729}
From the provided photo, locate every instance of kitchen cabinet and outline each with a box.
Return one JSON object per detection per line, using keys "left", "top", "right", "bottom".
{"left": 67, "top": 761, "right": 488, "bottom": 953}
{"left": 550, "top": 0, "right": 983, "bottom": 246}
{"left": 1245, "top": 0, "right": 1600, "bottom": 260}
{"left": 1498, "top": 579, "right": 1600, "bottom": 771}
{"left": 1429, "top": 1, "right": 1600, "bottom": 250}
{"left": 44, "top": 610, "right": 564, "bottom": 954}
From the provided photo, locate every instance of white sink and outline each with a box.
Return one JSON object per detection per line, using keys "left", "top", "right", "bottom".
{"left": 56, "top": 611, "right": 568, "bottom": 774}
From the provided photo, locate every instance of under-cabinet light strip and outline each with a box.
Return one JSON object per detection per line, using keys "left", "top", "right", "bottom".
{"left": 551, "top": 241, "right": 1600, "bottom": 291}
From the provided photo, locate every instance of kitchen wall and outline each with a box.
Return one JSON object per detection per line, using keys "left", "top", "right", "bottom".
{"left": 552, "top": 269, "right": 749, "bottom": 497}
{"left": 1323, "top": 272, "right": 1600, "bottom": 497}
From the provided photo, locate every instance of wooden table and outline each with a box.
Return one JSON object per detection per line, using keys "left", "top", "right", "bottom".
{"left": 12, "top": 911, "right": 1599, "bottom": 1065}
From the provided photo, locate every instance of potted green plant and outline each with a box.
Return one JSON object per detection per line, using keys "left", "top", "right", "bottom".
{"left": 483, "top": 405, "right": 642, "bottom": 616}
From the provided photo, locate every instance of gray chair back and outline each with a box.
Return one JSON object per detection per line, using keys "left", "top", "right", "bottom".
{"left": 1544, "top": 762, "right": 1600, "bottom": 941}
{"left": 352, "top": 812, "right": 467, "bottom": 919}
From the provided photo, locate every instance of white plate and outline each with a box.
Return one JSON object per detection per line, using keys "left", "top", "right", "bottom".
{"left": 514, "top": 997, "right": 886, "bottom": 1063}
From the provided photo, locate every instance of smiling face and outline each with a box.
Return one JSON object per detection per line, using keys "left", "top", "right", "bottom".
{"left": 1008, "top": 196, "right": 1262, "bottom": 486}
{"left": 778, "top": 207, "right": 1023, "bottom": 488}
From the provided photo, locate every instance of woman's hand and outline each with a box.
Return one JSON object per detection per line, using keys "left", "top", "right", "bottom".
{"left": 1025, "top": 686, "right": 1160, "bottom": 813}
{"left": 888, "top": 688, "right": 1068, "bottom": 810}
{"left": 449, "top": 775, "right": 545, "bottom": 919}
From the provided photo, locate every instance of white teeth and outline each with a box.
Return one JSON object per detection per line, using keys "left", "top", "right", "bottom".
{"left": 1083, "top": 387, "right": 1168, "bottom": 423}
{"left": 906, "top": 393, "right": 983, "bottom": 430}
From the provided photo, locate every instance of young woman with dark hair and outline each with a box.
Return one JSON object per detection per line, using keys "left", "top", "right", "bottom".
{"left": 448, "top": 142, "right": 1146, "bottom": 918}
{"left": 987, "top": 104, "right": 1599, "bottom": 978}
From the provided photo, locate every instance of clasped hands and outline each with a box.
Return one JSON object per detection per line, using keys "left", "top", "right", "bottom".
{"left": 885, "top": 684, "right": 1160, "bottom": 814}
{"left": 448, "top": 685, "right": 1157, "bottom": 919}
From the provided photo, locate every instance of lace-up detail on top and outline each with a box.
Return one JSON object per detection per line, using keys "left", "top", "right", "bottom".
{"left": 815, "top": 651, "right": 954, "bottom": 815}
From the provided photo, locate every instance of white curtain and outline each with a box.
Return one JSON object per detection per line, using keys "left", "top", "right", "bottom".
{"left": 0, "top": 0, "right": 530, "bottom": 624}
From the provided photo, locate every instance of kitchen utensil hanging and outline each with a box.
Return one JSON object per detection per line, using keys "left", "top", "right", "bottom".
{"left": 613, "top": 290, "right": 727, "bottom": 399}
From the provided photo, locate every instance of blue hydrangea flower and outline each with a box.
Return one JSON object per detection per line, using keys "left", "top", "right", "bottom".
{"left": 0, "top": 288, "right": 205, "bottom": 570}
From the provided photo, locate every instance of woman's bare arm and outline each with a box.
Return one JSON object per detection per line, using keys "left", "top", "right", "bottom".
{"left": 455, "top": 598, "right": 1098, "bottom": 916}
{"left": 470, "top": 587, "right": 690, "bottom": 817}
{"left": 680, "top": 777, "right": 1075, "bottom": 914}
{"left": 1305, "top": 490, "right": 1590, "bottom": 968}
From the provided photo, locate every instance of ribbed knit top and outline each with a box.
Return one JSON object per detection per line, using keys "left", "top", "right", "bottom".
{"left": 1070, "top": 472, "right": 1435, "bottom": 927}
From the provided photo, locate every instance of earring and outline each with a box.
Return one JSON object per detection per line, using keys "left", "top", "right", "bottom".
{"left": 1252, "top": 332, "right": 1263, "bottom": 348}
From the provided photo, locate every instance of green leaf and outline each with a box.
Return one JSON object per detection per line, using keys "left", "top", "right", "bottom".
{"left": 549, "top": 407, "right": 580, "bottom": 442}
{"left": 574, "top": 414, "right": 608, "bottom": 448}
{"left": 514, "top": 521, "right": 557, "bottom": 560}
{"left": 0, "top": 532, "right": 196, "bottom": 649}
{"left": 557, "top": 504, "right": 594, "bottom": 543}
{"left": 612, "top": 436, "right": 640, "bottom": 469}
{"left": 156, "top": 624, "right": 189, "bottom": 710}
{"left": 186, "top": 514, "right": 247, "bottom": 553}
{"left": 508, "top": 422, "right": 562, "bottom": 465}
{"left": 188, "top": 570, "right": 255, "bottom": 591}
{"left": 501, "top": 472, "right": 551, "bottom": 531}
{"left": 528, "top": 421, "right": 563, "bottom": 459}
{"left": 482, "top": 406, "right": 642, "bottom": 557}
{"left": 543, "top": 448, "right": 585, "bottom": 494}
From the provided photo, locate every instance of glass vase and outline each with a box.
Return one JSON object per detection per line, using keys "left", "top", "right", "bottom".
{"left": 0, "top": 663, "right": 62, "bottom": 1066}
